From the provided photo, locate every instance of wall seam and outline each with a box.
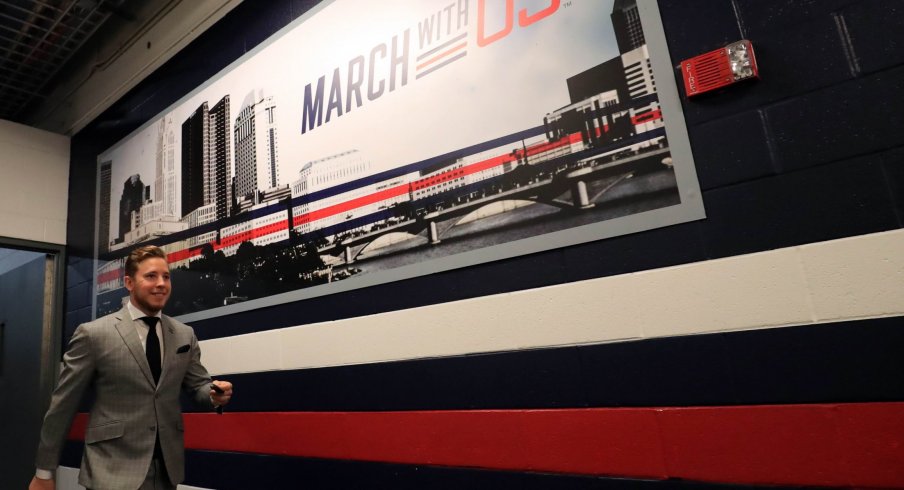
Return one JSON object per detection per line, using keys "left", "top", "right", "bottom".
{"left": 832, "top": 12, "right": 861, "bottom": 78}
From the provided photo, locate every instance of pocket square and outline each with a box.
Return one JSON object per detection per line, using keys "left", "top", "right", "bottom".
{"left": 176, "top": 344, "right": 190, "bottom": 354}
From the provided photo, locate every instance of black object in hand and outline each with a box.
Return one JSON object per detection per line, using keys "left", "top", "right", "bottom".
{"left": 211, "top": 383, "right": 225, "bottom": 415}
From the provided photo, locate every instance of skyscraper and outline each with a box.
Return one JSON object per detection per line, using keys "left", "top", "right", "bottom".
{"left": 234, "top": 90, "right": 279, "bottom": 209}
{"left": 182, "top": 102, "right": 209, "bottom": 217}
{"left": 111, "top": 115, "right": 188, "bottom": 250}
{"left": 155, "top": 116, "right": 178, "bottom": 218}
{"left": 118, "top": 174, "right": 144, "bottom": 240}
{"left": 611, "top": 0, "right": 644, "bottom": 54}
{"left": 98, "top": 161, "right": 112, "bottom": 252}
{"left": 181, "top": 97, "right": 233, "bottom": 221}
{"left": 208, "top": 96, "right": 232, "bottom": 221}
{"left": 565, "top": 56, "right": 628, "bottom": 104}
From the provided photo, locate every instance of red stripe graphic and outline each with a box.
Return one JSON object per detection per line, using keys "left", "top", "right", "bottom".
{"left": 296, "top": 132, "right": 577, "bottom": 225}
{"left": 167, "top": 247, "right": 203, "bottom": 263}
{"left": 217, "top": 219, "right": 290, "bottom": 249}
{"left": 631, "top": 109, "right": 662, "bottom": 125}
{"left": 417, "top": 42, "right": 466, "bottom": 71}
{"left": 96, "top": 269, "right": 121, "bottom": 283}
{"left": 67, "top": 402, "right": 904, "bottom": 488}
{"left": 293, "top": 184, "right": 410, "bottom": 227}
{"left": 101, "top": 127, "right": 630, "bottom": 270}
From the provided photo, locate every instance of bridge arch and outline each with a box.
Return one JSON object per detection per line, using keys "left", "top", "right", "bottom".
{"left": 434, "top": 199, "right": 563, "bottom": 241}
{"left": 355, "top": 231, "right": 424, "bottom": 259}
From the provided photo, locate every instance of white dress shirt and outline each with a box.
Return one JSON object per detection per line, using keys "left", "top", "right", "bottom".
{"left": 127, "top": 300, "right": 164, "bottom": 363}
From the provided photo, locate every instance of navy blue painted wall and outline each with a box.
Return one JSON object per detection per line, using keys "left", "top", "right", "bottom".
{"left": 63, "top": 0, "right": 904, "bottom": 352}
{"left": 53, "top": 1, "right": 904, "bottom": 487}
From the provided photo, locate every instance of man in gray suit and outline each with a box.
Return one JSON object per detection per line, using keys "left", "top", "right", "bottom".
{"left": 30, "top": 245, "right": 233, "bottom": 490}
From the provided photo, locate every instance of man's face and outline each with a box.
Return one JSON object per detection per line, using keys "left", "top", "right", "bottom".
{"left": 124, "top": 257, "right": 171, "bottom": 315}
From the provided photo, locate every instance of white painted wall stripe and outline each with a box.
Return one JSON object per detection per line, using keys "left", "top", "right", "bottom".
{"left": 53, "top": 231, "right": 904, "bottom": 486}
{"left": 801, "top": 230, "right": 904, "bottom": 321}
{"left": 199, "top": 229, "right": 904, "bottom": 375}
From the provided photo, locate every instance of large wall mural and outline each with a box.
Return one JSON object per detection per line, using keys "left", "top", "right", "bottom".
{"left": 93, "top": 0, "right": 704, "bottom": 321}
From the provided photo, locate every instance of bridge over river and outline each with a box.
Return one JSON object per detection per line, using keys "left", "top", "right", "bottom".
{"left": 322, "top": 146, "right": 672, "bottom": 264}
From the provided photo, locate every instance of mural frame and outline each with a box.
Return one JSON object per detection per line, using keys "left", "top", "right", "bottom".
{"left": 91, "top": 0, "right": 704, "bottom": 323}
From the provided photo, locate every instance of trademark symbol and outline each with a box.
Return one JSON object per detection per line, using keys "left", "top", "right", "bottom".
{"left": 563, "top": 1, "right": 572, "bottom": 7}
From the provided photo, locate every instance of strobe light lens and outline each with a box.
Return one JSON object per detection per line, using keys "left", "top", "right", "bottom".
{"left": 727, "top": 41, "right": 755, "bottom": 81}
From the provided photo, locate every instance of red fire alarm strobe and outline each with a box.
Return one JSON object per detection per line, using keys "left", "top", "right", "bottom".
{"left": 681, "top": 40, "right": 759, "bottom": 97}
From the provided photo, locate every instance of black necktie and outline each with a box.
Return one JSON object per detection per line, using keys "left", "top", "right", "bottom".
{"left": 141, "top": 317, "right": 161, "bottom": 384}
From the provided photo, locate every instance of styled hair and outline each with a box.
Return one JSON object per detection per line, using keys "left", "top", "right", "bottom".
{"left": 125, "top": 245, "right": 167, "bottom": 278}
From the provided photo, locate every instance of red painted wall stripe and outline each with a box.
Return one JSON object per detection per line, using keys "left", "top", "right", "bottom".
{"left": 66, "top": 402, "right": 904, "bottom": 488}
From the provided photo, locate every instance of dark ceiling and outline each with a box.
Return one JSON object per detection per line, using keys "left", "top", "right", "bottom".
{"left": 0, "top": 0, "right": 125, "bottom": 123}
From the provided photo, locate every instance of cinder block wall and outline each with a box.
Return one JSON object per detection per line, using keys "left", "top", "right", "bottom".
{"left": 0, "top": 120, "right": 69, "bottom": 244}
{"left": 59, "top": 1, "right": 904, "bottom": 488}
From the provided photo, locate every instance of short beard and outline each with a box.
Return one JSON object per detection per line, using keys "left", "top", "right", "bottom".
{"left": 133, "top": 295, "right": 167, "bottom": 315}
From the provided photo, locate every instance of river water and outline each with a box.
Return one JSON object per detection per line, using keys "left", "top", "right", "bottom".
{"left": 338, "top": 167, "right": 680, "bottom": 276}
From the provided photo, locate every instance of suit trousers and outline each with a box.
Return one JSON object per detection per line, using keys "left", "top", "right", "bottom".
{"left": 139, "top": 458, "right": 175, "bottom": 490}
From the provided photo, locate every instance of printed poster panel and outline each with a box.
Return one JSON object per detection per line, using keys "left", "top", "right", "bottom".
{"left": 94, "top": 0, "right": 705, "bottom": 322}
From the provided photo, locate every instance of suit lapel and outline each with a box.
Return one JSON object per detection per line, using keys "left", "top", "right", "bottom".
{"left": 113, "top": 306, "right": 156, "bottom": 388}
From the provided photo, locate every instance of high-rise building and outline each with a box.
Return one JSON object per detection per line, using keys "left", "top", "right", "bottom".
{"left": 182, "top": 96, "right": 233, "bottom": 221}
{"left": 611, "top": 0, "right": 644, "bottom": 54}
{"left": 234, "top": 90, "right": 279, "bottom": 210}
{"left": 98, "top": 161, "right": 112, "bottom": 253}
{"left": 115, "top": 116, "right": 188, "bottom": 250}
{"left": 118, "top": 174, "right": 144, "bottom": 240}
{"left": 621, "top": 45, "right": 655, "bottom": 100}
{"left": 209, "top": 96, "right": 232, "bottom": 220}
{"left": 565, "top": 56, "right": 628, "bottom": 104}
{"left": 566, "top": 45, "right": 654, "bottom": 105}
{"left": 182, "top": 102, "right": 209, "bottom": 217}
{"left": 155, "top": 116, "right": 178, "bottom": 218}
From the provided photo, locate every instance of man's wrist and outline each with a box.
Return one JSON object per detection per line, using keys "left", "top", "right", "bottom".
{"left": 35, "top": 468, "right": 54, "bottom": 480}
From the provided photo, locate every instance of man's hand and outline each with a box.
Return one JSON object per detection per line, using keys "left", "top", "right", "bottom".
{"left": 210, "top": 380, "right": 233, "bottom": 407}
{"left": 29, "top": 476, "right": 54, "bottom": 490}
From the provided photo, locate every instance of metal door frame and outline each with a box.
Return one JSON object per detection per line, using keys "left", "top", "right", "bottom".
{"left": 0, "top": 237, "right": 66, "bottom": 411}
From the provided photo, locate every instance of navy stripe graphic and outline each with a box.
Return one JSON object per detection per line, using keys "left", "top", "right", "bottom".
{"left": 416, "top": 51, "right": 467, "bottom": 79}
{"left": 416, "top": 32, "right": 468, "bottom": 61}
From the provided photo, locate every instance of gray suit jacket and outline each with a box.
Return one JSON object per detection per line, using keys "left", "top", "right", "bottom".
{"left": 35, "top": 306, "right": 214, "bottom": 490}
